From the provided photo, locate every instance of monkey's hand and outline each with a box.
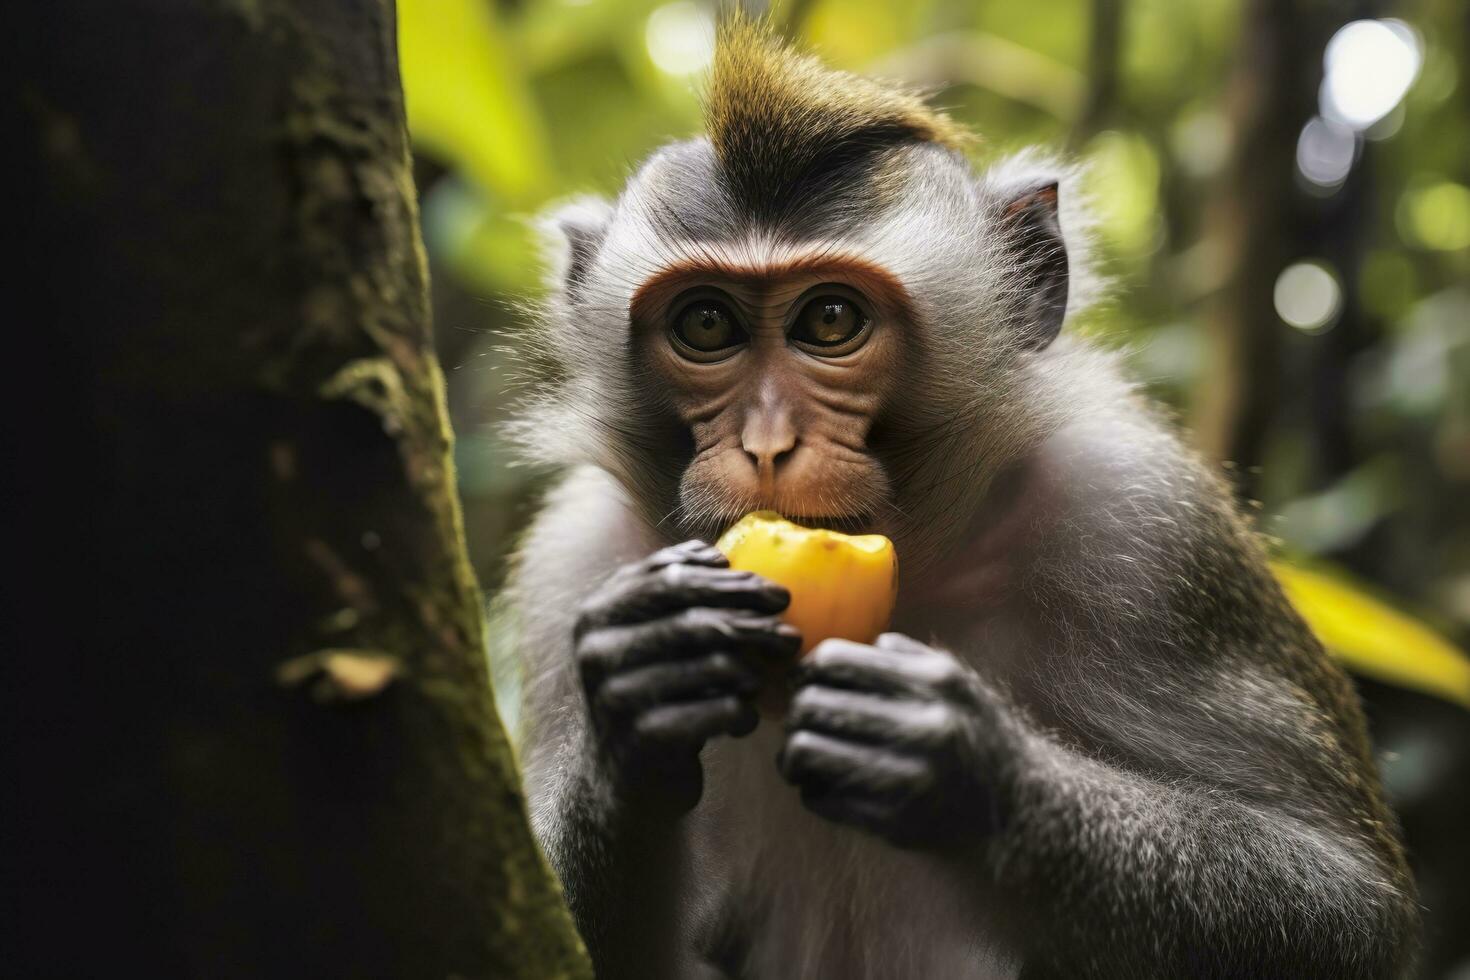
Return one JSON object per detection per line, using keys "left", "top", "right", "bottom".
{"left": 779, "top": 633, "right": 1015, "bottom": 848}
{"left": 575, "top": 539, "right": 801, "bottom": 815}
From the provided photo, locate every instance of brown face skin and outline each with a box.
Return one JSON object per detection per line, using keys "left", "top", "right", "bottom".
{"left": 630, "top": 256, "right": 912, "bottom": 531}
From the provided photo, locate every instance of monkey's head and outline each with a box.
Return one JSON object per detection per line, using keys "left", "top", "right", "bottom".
{"left": 521, "top": 18, "right": 1091, "bottom": 562}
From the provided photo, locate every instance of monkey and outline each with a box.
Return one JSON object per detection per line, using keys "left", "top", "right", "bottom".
{"left": 502, "top": 18, "right": 1419, "bottom": 980}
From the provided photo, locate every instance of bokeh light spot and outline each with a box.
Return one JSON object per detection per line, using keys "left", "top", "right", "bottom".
{"left": 645, "top": 2, "right": 716, "bottom": 77}
{"left": 1170, "top": 109, "right": 1231, "bottom": 178}
{"left": 1274, "top": 261, "right": 1342, "bottom": 333}
{"left": 1321, "top": 19, "right": 1422, "bottom": 130}
{"left": 1086, "top": 130, "right": 1162, "bottom": 256}
{"left": 1397, "top": 180, "right": 1470, "bottom": 251}
{"left": 1296, "top": 115, "right": 1357, "bottom": 188}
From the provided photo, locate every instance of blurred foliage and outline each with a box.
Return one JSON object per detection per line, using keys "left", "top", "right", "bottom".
{"left": 399, "top": 0, "right": 1469, "bottom": 971}
{"left": 398, "top": 0, "right": 1469, "bottom": 682}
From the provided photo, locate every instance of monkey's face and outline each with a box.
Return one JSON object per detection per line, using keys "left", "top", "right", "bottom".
{"left": 629, "top": 258, "right": 909, "bottom": 533}
{"left": 528, "top": 139, "right": 1075, "bottom": 557}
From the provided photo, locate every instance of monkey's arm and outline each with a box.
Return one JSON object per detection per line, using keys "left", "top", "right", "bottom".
{"left": 508, "top": 490, "right": 700, "bottom": 978}
{"left": 527, "top": 747, "right": 706, "bottom": 980}
{"left": 991, "top": 720, "right": 1418, "bottom": 979}
{"left": 981, "top": 418, "right": 1419, "bottom": 976}
{"left": 510, "top": 473, "right": 795, "bottom": 978}
{"left": 782, "top": 632, "right": 1418, "bottom": 978}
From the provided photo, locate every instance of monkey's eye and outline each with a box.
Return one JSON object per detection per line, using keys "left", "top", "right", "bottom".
{"left": 670, "top": 300, "right": 747, "bottom": 361}
{"left": 790, "top": 295, "right": 871, "bottom": 355}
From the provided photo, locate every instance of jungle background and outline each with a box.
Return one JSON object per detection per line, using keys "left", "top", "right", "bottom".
{"left": 399, "top": 0, "right": 1470, "bottom": 973}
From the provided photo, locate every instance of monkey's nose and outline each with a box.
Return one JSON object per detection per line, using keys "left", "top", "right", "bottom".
{"left": 741, "top": 413, "right": 798, "bottom": 486}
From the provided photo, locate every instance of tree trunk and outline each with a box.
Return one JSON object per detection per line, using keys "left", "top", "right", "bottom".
{"left": 4, "top": 2, "right": 590, "bottom": 976}
{"left": 1191, "top": 0, "right": 1332, "bottom": 497}
{"left": 1071, "top": 0, "right": 1124, "bottom": 147}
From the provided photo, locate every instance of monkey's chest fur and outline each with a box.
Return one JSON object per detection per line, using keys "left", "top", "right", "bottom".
{"left": 683, "top": 724, "right": 1021, "bottom": 980}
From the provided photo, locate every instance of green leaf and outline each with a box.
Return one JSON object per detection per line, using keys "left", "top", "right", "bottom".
{"left": 398, "top": 0, "right": 555, "bottom": 203}
{"left": 1272, "top": 561, "right": 1470, "bottom": 709}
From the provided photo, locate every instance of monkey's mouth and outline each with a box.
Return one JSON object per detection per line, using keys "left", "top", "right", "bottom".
{"left": 675, "top": 497, "right": 876, "bottom": 541}
{"left": 676, "top": 448, "right": 891, "bottom": 538}
{"left": 770, "top": 511, "right": 874, "bottom": 532}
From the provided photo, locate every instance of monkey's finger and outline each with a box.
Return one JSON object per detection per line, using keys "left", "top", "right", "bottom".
{"left": 600, "top": 653, "right": 760, "bottom": 713}
{"left": 581, "top": 609, "right": 800, "bottom": 674}
{"left": 797, "top": 638, "right": 958, "bottom": 698}
{"left": 778, "top": 730, "right": 933, "bottom": 798}
{"left": 873, "top": 632, "right": 932, "bottom": 656}
{"left": 785, "top": 685, "right": 950, "bottom": 748}
{"left": 641, "top": 539, "right": 729, "bottom": 571}
{"left": 587, "top": 565, "right": 790, "bottom": 628}
{"left": 635, "top": 696, "right": 759, "bottom": 744}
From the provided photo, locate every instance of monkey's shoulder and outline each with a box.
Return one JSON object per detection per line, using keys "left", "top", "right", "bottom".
{"left": 1025, "top": 406, "right": 1298, "bottom": 642}
{"left": 1037, "top": 408, "right": 1237, "bottom": 534}
{"left": 1021, "top": 409, "right": 1379, "bottom": 783}
{"left": 510, "top": 465, "right": 664, "bottom": 601}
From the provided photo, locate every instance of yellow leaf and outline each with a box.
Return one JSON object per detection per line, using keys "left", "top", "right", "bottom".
{"left": 398, "top": 0, "right": 555, "bottom": 203}
{"left": 1272, "top": 561, "right": 1470, "bottom": 709}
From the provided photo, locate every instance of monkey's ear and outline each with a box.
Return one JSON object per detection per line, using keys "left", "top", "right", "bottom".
{"left": 999, "top": 181, "right": 1069, "bottom": 350}
{"left": 537, "top": 196, "right": 613, "bottom": 301}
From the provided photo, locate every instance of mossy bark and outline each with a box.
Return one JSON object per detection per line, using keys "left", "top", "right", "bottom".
{"left": 4, "top": 2, "right": 590, "bottom": 976}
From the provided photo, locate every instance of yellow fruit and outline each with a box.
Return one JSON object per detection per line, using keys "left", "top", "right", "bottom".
{"left": 716, "top": 511, "right": 898, "bottom": 656}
